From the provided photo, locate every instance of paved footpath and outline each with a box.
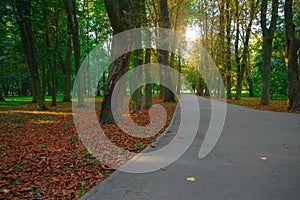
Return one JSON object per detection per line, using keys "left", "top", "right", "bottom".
{"left": 80, "top": 95, "right": 300, "bottom": 200}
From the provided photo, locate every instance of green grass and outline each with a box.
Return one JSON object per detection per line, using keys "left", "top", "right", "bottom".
{"left": 0, "top": 96, "right": 32, "bottom": 109}
{"left": 229, "top": 92, "right": 287, "bottom": 100}
{"left": 0, "top": 95, "right": 65, "bottom": 109}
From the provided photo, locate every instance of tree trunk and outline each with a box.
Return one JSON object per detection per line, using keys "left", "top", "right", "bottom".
{"left": 260, "top": 0, "right": 279, "bottom": 105}
{"left": 42, "top": 64, "right": 46, "bottom": 100}
{"left": 245, "top": 55, "right": 255, "bottom": 97}
{"left": 14, "top": 0, "right": 47, "bottom": 110}
{"left": 64, "top": 40, "right": 72, "bottom": 102}
{"left": 51, "top": 2, "right": 60, "bottom": 106}
{"left": 159, "top": 0, "right": 176, "bottom": 102}
{"left": 234, "top": 0, "right": 241, "bottom": 100}
{"left": 176, "top": 55, "right": 181, "bottom": 95}
{"left": 58, "top": 22, "right": 72, "bottom": 102}
{"left": 0, "top": 88, "right": 5, "bottom": 102}
{"left": 196, "top": 77, "right": 204, "bottom": 96}
{"left": 100, "top": 0, "right": 135, "bottom": 124}
{"left": 132, "top": 47, "right": 143, "bottom": 113}
{"left": 225, "top": 0, "right": 232, "bottom": 99}
{"left": 46, "top": 68, "right": 52, "bottom": 96}
{"left": 63, "top": 0, "right": 84, "bottom": 105}
{"left": 144, "top": 29, "right": 152, "bottom": 109}
{"left": 236, "top": 0, "right": 256, "bottom": 100}
{"left": 285, "top": 0, "right": 300, "bottom": 110}
{"left": 132, "top": 0, "right": 145, "bottom": 114}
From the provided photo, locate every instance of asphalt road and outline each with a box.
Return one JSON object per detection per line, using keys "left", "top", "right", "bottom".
{"left": 80, "top": 95, "right": 300, "bottom": 200}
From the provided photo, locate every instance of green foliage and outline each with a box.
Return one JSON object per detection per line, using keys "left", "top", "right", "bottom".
{"left": 39, "top": 143, "right": 46, "bottom": 148}
{"left": 133, "top": 143, "right": 144, "bottom": 151}
{"left": 78, "top": 181, "right": 85, "bottom": 196}
{"left": 252, "top": 54, "right": 287, "bottom": 98}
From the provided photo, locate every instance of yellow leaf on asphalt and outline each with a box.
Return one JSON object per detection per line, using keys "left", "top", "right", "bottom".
{"left": 260, "top": 156, "right": 267, "bottom": 160}
{"left": 187, "top": 177, "right": 196, "bottom": 182}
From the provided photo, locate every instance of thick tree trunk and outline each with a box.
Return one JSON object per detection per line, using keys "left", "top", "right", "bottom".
{"left": 100, "top": 0, "right": 135, "bottom": 124}
{"left": 100, "top": 53, "right": 131, "bottom": 124}
{"left": 285, "top": 0, "right": 300, "bottom": 110}
{"left": 260, "top": 0, "right": 279, "bottom": 105}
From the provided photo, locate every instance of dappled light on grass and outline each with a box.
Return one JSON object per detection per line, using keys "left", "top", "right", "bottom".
{"left": 0, "top": 110, "right": 73, "bottom": 116}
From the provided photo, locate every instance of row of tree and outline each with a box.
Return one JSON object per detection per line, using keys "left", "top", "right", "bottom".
{"left": 0, "top": 0, "right": 299, "bottom": 121}
{"left": 182, "top": 0, "right": 299, "bottom": 109}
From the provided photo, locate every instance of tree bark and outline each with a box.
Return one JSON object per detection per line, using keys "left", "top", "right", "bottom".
{"left": 225, "top": 0, "right": 232, "bottom": 99}
{"left": 159, "top": 0, "right": 176, "bottom": 102}
{"left": 245, "top": 53, "right": 255, "bottom": 97}
{"left": 260, "top": 0, "right": 279, "bottom": 105}
{"left": 63, "top": 0, "right": 84, "bottom": 105}
{"left": 63, "top": 39, "right": 72, "bottom": 102}
{"left": 132, "top": 0, "right": 145, "bottom": 114}
{"left": 176, "top": 55, "right": 181, "bottom": 95}
{"left": 144, "top": 29, "right": 153, "bottom": 109}
{"left": 100, "top": 0, "right": 135, "bottom": 124}
{"left": 285, "top": 0, "right": 300, "bottom": 110}
{"left": 14, "top": 0, "right": 47, "bottom": 110}
{"left": 236, "top": 0, "right": 257, "bottom": 100}
{"left": 234, "top": 0, "right": 241, "bottom": 100}
{"left": 0, "top": 88, "right": 5, "bottom": 102}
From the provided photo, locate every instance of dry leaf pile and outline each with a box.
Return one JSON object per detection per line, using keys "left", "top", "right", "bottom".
{"left": 0, "top": 97, "right": 176, "bottom": 199}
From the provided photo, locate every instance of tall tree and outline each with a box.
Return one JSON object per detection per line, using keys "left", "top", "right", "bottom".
{"left": 100, "top": 0, "right": 135, "bottom": 124}
{"left": 132, "top": 0, "right": 145, "bottom": 114}
{"left": 225, "top": 0, "right": 232, "bottom": 99}
{"left": 218, "top": 0, "right": 226, "bottom": 98}
{"left": 12, "top": 0, "right": 48, "bottom": 110}
{"left": 63, "top": 0, "right": 84, "bottom": 105}
{"left": 144, "top": 30, "right": 153, "bottom": 109}
{"left": 59, "top": 38, "right": 72, "bottom": 102}
{"left": 260, "top": 0, "right": 279, "bottom": 105}
{"left": 159, "top": 0, "right": 176, "bottom": 102}
{"left": 284, "top": 0, "right": 300, "bottom": 110}
{"left": 235, "top": 0, "right": 258, "bottom": 100}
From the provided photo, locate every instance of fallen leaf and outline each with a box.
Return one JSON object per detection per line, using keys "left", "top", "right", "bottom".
{"left": 3, "top": 188, "right": 10, "bottom": 193}
{"left": 186, "top": 177, "right": 196, "bottom": 182}
{"left": 160, "top": 167, "right": 167, "bottom": 171}
{"left": 260, "top": 156, "right": 267, "bottom": 160}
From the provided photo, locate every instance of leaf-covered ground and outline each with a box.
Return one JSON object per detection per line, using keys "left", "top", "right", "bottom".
{"left": 225, "top": 98, "right": 300, "bottom": 113}
{"left": 0, "top": 97, "right": 176, "bottom": 199}
{"left": 206, "top": 96, "right": 300, "bottom": 113}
